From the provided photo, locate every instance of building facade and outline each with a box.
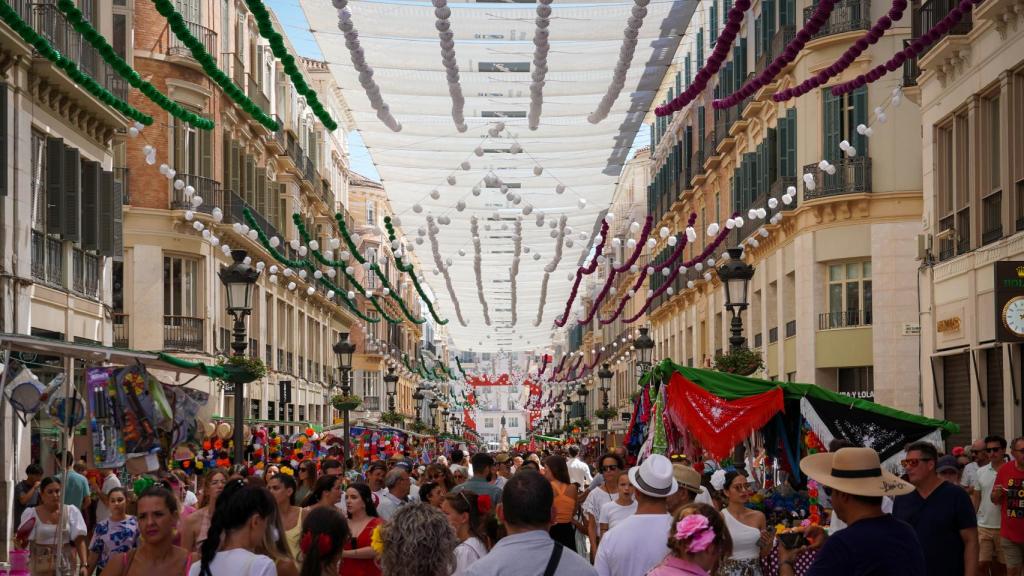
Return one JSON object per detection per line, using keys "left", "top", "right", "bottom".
{"left": 916, "top": 1, "right": 1024, "bottom": 448}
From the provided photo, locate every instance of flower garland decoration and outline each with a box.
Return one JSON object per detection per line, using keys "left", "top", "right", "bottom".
{"left": 510, "top": 218, "right": 523, "bottom": 325}
{"left": 455, "top": 357, "right": 469, "bottom": 379}
{"left": 589, "top": 0, "right": 654, "bottom": 123}
{"left": 0, "top": 0, "right": 151, "bottom": 125}
{"left": 148, "top": 0, "right": 277, "bottom": 130}
{"left": 773, "top": 0, "right": 909, "bottom": 102}
{"left": 534, "top": 215, "right": 569, "bottom": 327}
{"left": 655, "top": 0, "right": 752, "bottom": 116}
{"left": 470, "top": 215, "right": 493, "bottom": 326}
{"left": 554, "top": 220, "right": 611, "bottom": 327}
{"left": 714, "top": 0, "right": 838, "bottom": 109}
{"left": 334, "top": 1, "right": 401, "bottom": 132}
{"left": 55, "top": 0, "right": 212, "bottom": 129}
{"left": 528, "top": 0, "right": 553, "bottom": 130}
{"left": 577, "top": 214, "right": 654, "bottom": 325}
{"left": 431, "top": 0, "right": 467, "bottom": 132}
{"left": 242, "top": 0, "right": 337, "bottom": 130}
{"left": 426, "top": 215, "right": 469, "bottom": 326}
{"left": 384, "top": 216, "right": 448, "bottom": 325}
{"left": 829, "top": 0, "right": 980, "bottom": 96}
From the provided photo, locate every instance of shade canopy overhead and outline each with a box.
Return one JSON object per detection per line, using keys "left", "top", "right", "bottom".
{"left": 301, "top": 0, "right": 695, "bottom": 351}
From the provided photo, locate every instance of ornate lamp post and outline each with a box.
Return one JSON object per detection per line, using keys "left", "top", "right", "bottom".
{"left": 384, "top": 366, "right": 399, "bottom": 412}
{"left": 442, "top": 407, "right": 450, "bottom": 434}
{"left": 429, "top": 398, "right": 439, "bottom": 429}
{"left": 553, "top": 403, "right": 563, "bottom": 435}
{"left": 633, "top": 327, "right": 655, "bottom": 375}
{"left": 718, "top": 247, "right": 756, "bottom": 350}
{"left": 597, "top": 362, "right": 613, "bottom": 437}
{"left": 412, "top": 384, "right": 425, "bottom": 424}
{"left": 333, "top": 333, "right": 356, "bottom": 463}
{"left": 218, "top": 249, "right": 260, "bottom": 465}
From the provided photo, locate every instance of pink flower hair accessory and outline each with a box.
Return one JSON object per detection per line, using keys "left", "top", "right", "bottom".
{"left": 675, "top": 514, "right": 716, "bottom": 553}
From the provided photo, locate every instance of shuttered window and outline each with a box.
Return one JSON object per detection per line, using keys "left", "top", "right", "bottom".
{"left": 684, "top": 54, "right": 692, "bottom": 88}
{"left": 46, "top": 137, "right": 64, "bottom": 236}
{"left": 99, "top": 169, "right": 122, "bottom": 257}
{"left": 822, "top": 86, "right": 868, "bottom": 163}
{"left": 987, "top": 348, "right": 1004, "bottom": 437}
{"left": 710, "top": 1, "right": 718, "bottom": 45}
{"left": 0, "top": 83, "right": 7, "bottom": 196}
{"left": 61, "top": 146, "right": 81, "bottom": 242}
{"left": 943, "top": 353, "right": 971, "bottom": 450}
{"left": 81, "top": 161, "right": 101, "bottom": 251}
{"left": 780, "top": 0, "right": 795, "bottom": 26}
{"left": 255, "top": 167, "right": 267, "bottom": 216}
{"left": 778, "top": 108, "right": 798, "bottom": 179}
{"left": 697, "top": 29, "right": 704, "bottom": 67}
{"left": 230, "top": 142, "right": 241, "bottom": 194}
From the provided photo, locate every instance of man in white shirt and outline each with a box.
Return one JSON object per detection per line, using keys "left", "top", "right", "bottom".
{"left": 566, "top": 446, "right": 593, "bottom": 489}
{"left": 974, "top": 435, "right": 1006, "bottom": 576}
{"left": 377, "top": 468, "right": 412, "bottom": 520}
{"left": 598, "top": 474, "right": 636, "bottom": 534}
{"left": 93, "top": 468, "right": 122, "bottom": 523}
{"left": 962, "top": 439, "right": 989, "bottom": 493}
{"left": 595, "top": 454, "right": 678, "bottom": 576}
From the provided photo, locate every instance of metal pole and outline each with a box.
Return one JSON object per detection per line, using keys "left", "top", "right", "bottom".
{"left": 232, "top": 314, "right": 248, "bottom": 465}
{"left": 729, "top": 308, "right": 747, "bottom": 351}
{"left": 342, "top": 367, "right": 351, "bottom": 464}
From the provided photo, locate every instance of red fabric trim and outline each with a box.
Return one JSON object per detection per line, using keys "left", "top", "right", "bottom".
{"left": 665, "top": 372, "right": 784, "bottom": 459}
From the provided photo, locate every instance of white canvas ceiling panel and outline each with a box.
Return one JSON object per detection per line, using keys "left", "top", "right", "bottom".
{"left": 302, "top": 0, "right": 696, "bottom": 351}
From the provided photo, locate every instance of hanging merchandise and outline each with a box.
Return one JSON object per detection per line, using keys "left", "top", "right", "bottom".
{"left": 162, "top": 386, "right": 209, "bottom": 447}
{"left": 4, "top": 365, "right": 46, "bottom": 417}
{"left": 115, "top": 365, "right": 162, "bottom": 455}
{"left": 46, "top": 374, "right": 86, "bottom": 431}
{"left": 664, "top": 371, "right": 784, "bottom": 460}
{"left": 87, "top": 367, "right": 125, "bottom": 469}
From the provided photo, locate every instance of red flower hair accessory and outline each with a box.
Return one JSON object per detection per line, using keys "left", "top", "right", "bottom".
{"left": 300, "top": 531, "right": 333, "bottom": 556}
{"left": 477, "top": 494, "right": 492, "bottom": 515}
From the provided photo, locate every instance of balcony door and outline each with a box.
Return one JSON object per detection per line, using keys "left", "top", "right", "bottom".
{"left": 174, "top": 0, "right": 200, "bottom": 24}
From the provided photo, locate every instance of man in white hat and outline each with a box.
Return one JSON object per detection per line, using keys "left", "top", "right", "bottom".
{"left": 594, "top": 453, "right": 677, "bottom": 576}
{"left": 779, "top": 447, "right": 926, "bottom": 575}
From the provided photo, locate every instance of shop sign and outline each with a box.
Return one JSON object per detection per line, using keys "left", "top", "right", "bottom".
{"left": 937, "top": 317, "right": 961, "bottom": 333}
{"left": 838, "top": 390, "right": 875, "bottom": 402}
{"left": 995, "top": 262, "right": 1024, "bottom": 342}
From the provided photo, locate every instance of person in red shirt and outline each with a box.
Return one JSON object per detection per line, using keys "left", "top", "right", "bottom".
{"left": 992, "top": 436, "right": 1024, "bottom": 574}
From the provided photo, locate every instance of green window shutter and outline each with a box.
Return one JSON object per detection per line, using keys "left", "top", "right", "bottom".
{"left": 738, "top": 38, "right": 747, "bottom": 80}
{"left": 685, "top": 54, "right": 692, "bottom": 88}
{"left": 245, "top": 155, "right": 256, "bottom": 204}
{"left": 697, "top": 29, "right": 704, "bottom": 67}
{"left": 852, "top": 86, "right": 868, "bottom": 155}
{"left": 698, "top": 106, "right": 706, "bottom": 158}
{"left": 710, "top": 2, "right": 718, "bottom": 45}
{"left": 107, "top": 170, "right": 123, "bottom": 257}
{"left": 650, "top": 122, "right": 656, "bottom": 151}
{"left": 725, "top": 0, "right": 732, "bottom": 15}
{"left": 200, "top": 124, "right": 213, "bottom": 178}
{"left": 787, "top": 108, "right": 798, "bottom": 178}
{"left": 766, "top": 0, "right": 776, "bottom": 44}
{"left": 754, "top": 12, "right": 762, "bottom": 60}
{"left": 98, "top": 170, "right": 114, "bottom": 256}
{"left": 781, "top": 0, "right": 795, "bottom": 26}
{"left": 768, "top": 127, "right": 779, "bottom": 187}
{"left": 675, "top": 72, "right": 682, "bottom": 96}
{"left": 62, "top": 145, "right": 81, "bottom": 243}
{"left": 255, "top": 167, "right": 267, "bottom": 216}
{"left": 823, "top": 89, "right": 840, "bottom": 164}
{"left": 46, "top": 137, "right": 64, "bottom": 235}
{"left": 222, "top": 133, "right": 231, "bottom": 185}
{"left": 777, "top": 118, "right": 789, "bottom": 180}
{"left": 81, "top": 160, "right": 100, "bottom": 251}
{"left": 230, "top": 142, "right": 241, "bottom": 194}
{"left": 732, "top": 173, "right": 741, "bottom": 214}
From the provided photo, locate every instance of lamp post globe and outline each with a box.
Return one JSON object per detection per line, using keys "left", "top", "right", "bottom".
{"left": 333, "top": 333, "right": 357, "bottom": 466}
{"left": 384, "top": 366, "right": 399, "bottom": 412}
{"left": 218, "top": 249, "right": 260, "bottom": 465}
{"left": 633, "top": 327, "right": 655, "bottom": 373}
{"left": 717, "top": 246, "right": 756, "bottom": 350}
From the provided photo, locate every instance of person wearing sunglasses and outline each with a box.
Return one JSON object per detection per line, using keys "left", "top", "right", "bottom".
{"left": 963, "top": 439, "right": 992, "bottom": 495}
{"left": 973, "top": 435, "right": 1007, "bottom": 576}
{"left": 893, "top": 441, "right": 978, "bottom": 576}
{"left": 583, "top": 453, "right": 624, "bottom": 561}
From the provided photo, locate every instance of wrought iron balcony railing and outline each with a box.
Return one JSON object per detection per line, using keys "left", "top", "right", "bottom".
{"left": 802, "top": 157, "right": 872, "bottom": 200}
{"left": 804, "top": 0, "right": 872, "bottom": 39}
{"left": 168, "top": 19, "right": 217, "bottom": 63}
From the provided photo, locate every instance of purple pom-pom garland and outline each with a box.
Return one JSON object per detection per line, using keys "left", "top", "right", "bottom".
{"left": 576, "top": 216, "right": 654, "bottom": 326}
{"left": 554, "top": 220, "right": 611, "bottom": 327}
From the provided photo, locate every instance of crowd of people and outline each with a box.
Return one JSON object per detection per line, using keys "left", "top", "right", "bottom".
{"left": 13, "top": 436, "right": 1024, "bottom": 576}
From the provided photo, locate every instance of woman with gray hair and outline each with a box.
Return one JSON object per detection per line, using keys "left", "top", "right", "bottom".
{"left": 379, "top": 503, "right": 458, "bottom": 576}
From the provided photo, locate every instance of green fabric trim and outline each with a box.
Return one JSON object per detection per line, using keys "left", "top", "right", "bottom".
{"left": 157, "top": 352, "right": 226, "bottom": 379}
{"left": 647, "top": 359, "right": 959, "bottom": 437}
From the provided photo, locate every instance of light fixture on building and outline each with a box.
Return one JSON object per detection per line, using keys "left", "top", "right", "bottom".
{"left": 217, "top": 249, "right": 260, "bottom": 465}
{"left": 633, "top": 327, "right": 655, "bottom": 374}
{"left": 718, "top": 246, "right": 755, "bottom": 350}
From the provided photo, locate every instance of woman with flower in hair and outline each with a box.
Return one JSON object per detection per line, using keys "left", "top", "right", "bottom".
{"left": 340, "top": 483, "right": 383, "bottom": 576}
{"left": 711, "top": 470, "right": 771, "bottom": 576}
{"left": 379, "top": 503, "right": 457, "bottom": 576}
{"left": 648, "top": 503, "right": 733, "bottom": 576}
{"left": 296, "top": 507, "right": 348, "bottom": 576}
{"left": 441, "top": 491, "right": 493, "bottom": 575}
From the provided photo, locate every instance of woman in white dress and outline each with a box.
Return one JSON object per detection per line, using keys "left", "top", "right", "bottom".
{"left": 189, "top": 480, "right": 278, "bottom": 576}
{"left": 711, "top": 471, "right": 771, "bottom": 576}
{"left": 441, "top": 491, "right": 492, "bottom": 575}
{"left": 17, "top": 476, "right": 88, "bottom": 576}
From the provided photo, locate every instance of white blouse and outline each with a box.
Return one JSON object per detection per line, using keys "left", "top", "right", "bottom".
{"left": 20, "top": 506, "right": 87, "bottom": 545}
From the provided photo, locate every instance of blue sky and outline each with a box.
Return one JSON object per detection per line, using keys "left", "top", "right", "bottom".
{"left": 266, "top": 0, "right": 650, "bottom": 182}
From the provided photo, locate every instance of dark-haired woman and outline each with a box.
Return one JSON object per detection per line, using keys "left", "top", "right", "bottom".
{"left": 101, "top": 487, "right": 192, "bottom": 576}
{"left": 442, "top": 491, "right": 491, "bottom": 575}
{"left": 713, "top": 471, "right": 770, "bottom": 576}
{"left": 294, "top": 462, "right": 317, "bottom": 510}
{"left": 543, "top": 455, "right": 578, "bottom": 550}
{"left": 181, "top": 469, "right": 229, "bottom": 553}
{"left": 267, "top": 474, "right": 303, "bottom": 562}
{"left": 188, "top": 481, "right": 278, "bottom": 576}
{"left": 88, "top": 487, "right": 139, "bottom": 573}
{"left": 340, "top": 483, "right": 382, "bottom": 576}
{"left": 302, "top": 475, "right": 342, "bottom": 510}
{"left": 297, "top": 507, "right": 348, "bottom": 576}
{"left": 18, "top": 476, "right": 88, "bottom": 576}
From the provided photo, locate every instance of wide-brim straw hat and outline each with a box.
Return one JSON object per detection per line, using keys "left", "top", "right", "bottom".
{"left": 801, "top": 447, "right": 913, "bottom": 497}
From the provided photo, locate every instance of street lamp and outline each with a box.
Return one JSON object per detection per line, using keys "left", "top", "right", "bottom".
{"left": 384, "top": 366, "right": 399, "bottom": 412}
{"left": 442, "top": 407, "right": 450, "bottom": 434}
{"left": 218, "top": 249, "right": 260, "bottom": 465}
{"left": 412, "top": 384, "right": 425, "bottom": 424}
{"left": 718, "top": 246, "right": 755, "bottom": 350}
{"left": 634, "top": 327, "right": 655, "bottom": 374}
{"left": 553, "top": 403, "right": 563, "bottom": 434}
{"left": 333, "top": 333, "right": 356, "bottom": 464}
{"left": 598, "top": 363, "right": 613, "bottom": 435}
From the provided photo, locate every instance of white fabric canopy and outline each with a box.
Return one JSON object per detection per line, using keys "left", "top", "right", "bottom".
{"left": 301, "top": 0, "right": 695, "bottom": 351}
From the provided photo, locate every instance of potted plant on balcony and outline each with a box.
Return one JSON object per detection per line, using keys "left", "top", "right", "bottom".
{"left": 713, "top": 347, "right": 764, "bottom": 376}
{"left": 216, "top": 355, "right": 267, "bottom": 385}
{"left": 380, "top": 411, "right": 405, "bottom": 427}
{"left": 331, "top": 394, "right": 363, "bottom": 412}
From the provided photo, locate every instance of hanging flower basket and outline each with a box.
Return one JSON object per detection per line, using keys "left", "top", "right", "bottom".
{"left": 713, "top": 347, "right": 764, "bottom": 376}
{"left": 594, "top": 408, "right": 618, "bottom": 421}
{"left": 573, "top": 418, "right": 592, "bottom": 431}
{"left": 380, "top": 411, "right": 405, "bottom": 426}
{"left": 217, "top": 355, "right": 267, "bottom": 385}
{"left": 331, "top": 394, "right": 362, "bottom": 412}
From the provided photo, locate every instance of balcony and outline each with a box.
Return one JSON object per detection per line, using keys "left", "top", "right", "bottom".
{"left": 756, "top": 26, "right": 796, "bottom": 75}
{"left": 363, "top": 396, "right": 381, "bottom": 412}
{"left": 805, "top": 0, "right": 871, "bottom": 40}
{"left": 72, "top": 247, "right": 99, "bottom": 298}
{"left": 247, "top": 73, "right": 270, "bottom": 113}
{"left": 114, "top": 167, "right": 130, "bottom": 204}
{"left": 170, "top": 174, "right": 221, "bottom": 214}
{"left": 914, "top": 0, "right": 973, "bottom": 57}
{"left": 168, "top": 20, "right": 217, "bottom": 64}
{"left": 819, "top": 309, "right": 873, "bottom": 330}
{"left": 802, "top": 156, "right": 872, "bottom": 200}
{"left": 902, "top": 39, "right": 921, "bottom": 87}
{"left": 30, "top": 2, "right": 128, "bottom": 101}
{"left": 31, "top": 230, "right": 64, "bottom": 288}
{"left": 163, "top": 315, "right": 204, "bottom": 350}
{"left": 222, "top": 188, "right": 282, "bottom": 243}
{"left": 771, "top": 177, "right": 799, "bottom": 211}
{"left": 231, "top": 53, "right": 245, "bottom": 91}
{"left": 113, "top": 313, "right": 128, "bottom": 348}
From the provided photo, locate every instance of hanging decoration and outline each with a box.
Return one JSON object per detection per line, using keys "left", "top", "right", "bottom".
{"left": 0, "top": 0, "right": 151, "bottom": 125}
{"left": 589, "top": 0, "right": 653, "bottom": 123}
{"left": 384, "top": 216, "right": 448, "bottom": 325}
{"left": 149, "top": 0, "right": 277, "bottom": 130}
{"left": 55, "top": 0, "right": 212, "bottom": 129}
{"left": 510, "top": 218, "right": 523, "bottom": 325}
{"left": 243, "top": 0, "right": 337, "bottom": 130}
{"left": 334, "top": 2, "right": 402, "bottom": 132}
{"left": 773, "top": 0, "right": 909, "bottom": 102}
{"left": 528, "top": 0, "right": 553, "bottom": 130}
{"left": 534, "top": 214, "right": 569, "bottom": 327}
{"left": 554, "top": 220, "right": 611, "bottom": 327}
{"left": 470, "top": 215, "right": 493, "bottom": 325}
{"left": 426, "top": 215, "right": 469, "bottom": 326}
{"left": 664, "top": 371, "right": 784, "bottom": 459}
{"left": 713, "top": 0, "right": 838, "bottom": 109}
{"left": 431, "top": 0, "right": 467, "bottom": 132}
{"left": 655, "top": 0, "right": 752, "bottom": 116}
{"left": 577, "top": 215, "right": 654, "bottom": 325}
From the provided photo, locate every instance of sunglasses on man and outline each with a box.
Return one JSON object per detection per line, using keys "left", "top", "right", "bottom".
{"left": 900, "top": 457, "right": 933, "bottom": 468}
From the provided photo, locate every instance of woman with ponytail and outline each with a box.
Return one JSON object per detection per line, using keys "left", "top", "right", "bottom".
{"left": 181, "top": 469, "right": 229, "bottom": 553}
{"left": 441, "top": 491, "right": 493, "bottom": 575}
{"left": 648, "top": 503, "right": 733, "bottom": 576}
{"left": 187, "top": 480, "right": 278, "bottom": 576}
{"left": 296, "top": 507, "right": 348, "bottom": 576}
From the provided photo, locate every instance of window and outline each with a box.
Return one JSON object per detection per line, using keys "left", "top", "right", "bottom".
{"left": 981, "top": 93, "right": 1003, "bottom": 244}
{"left": 366, "top": 200, "right": 376, "bottom": 226}
{"left": 508, "top": 416, "right": 518, "bottom": 428}
{"left": 172, "top": 113, "right": 213, "bottom": 178}
{"left": 935, "top": 111, "right": 972, "bottom": 259}
{"left": 824, "top": 261, "right": 872, "bottom": 328}
{"left": 366, "top": 248, "right": 378, "bottom": 289}
{"left": 163, "top": 255, "right": 199, "bottom": 318}
{"left": 838, "top": 367, "right": 874, "bottom": 401}
{"left": 822, "top": 86, "right": 867, "bottom": 163}
{"left": 361, "top": 369, "right": 380, "bottom": 399}
{"left": 112, "top": 14, "right": 127, "bottom": 58}
{"left": 484, "top": 418, "right": 495, "bottom": 428}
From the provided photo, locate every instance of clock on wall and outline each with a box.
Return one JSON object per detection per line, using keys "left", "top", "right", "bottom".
{"left": 995, "top": 262, "right": 1024, "bottom": 342}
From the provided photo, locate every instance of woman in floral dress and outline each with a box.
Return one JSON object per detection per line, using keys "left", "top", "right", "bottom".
{"left": 88, "top": 488, "right": 139, "bottom": 574}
